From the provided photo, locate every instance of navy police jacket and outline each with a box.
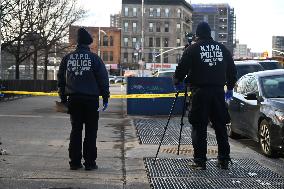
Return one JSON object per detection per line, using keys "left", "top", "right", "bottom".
{"left": 57, "top": 45, "right": 110, "bottom": 101}
{"left": 175, "top": 38, "right": 237, "bottom": 90}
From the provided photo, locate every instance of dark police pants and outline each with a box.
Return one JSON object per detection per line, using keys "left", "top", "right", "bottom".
{"left": 188, "top": 87, "right": 231, "bottom": 163}
{"left": 68, "top": 96, "right": 99, "bottom": 166}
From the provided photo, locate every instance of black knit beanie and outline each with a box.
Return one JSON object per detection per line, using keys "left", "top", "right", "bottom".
{"left": 77, "top": 27, "right": 93, "bottom": 45}
{"left": 196, "top": 22, "right": 211, "bottom": 39}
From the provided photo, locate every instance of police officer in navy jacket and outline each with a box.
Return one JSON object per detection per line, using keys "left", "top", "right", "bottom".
{"left": 57, "top": 27, "right": 109, "bottom": 170}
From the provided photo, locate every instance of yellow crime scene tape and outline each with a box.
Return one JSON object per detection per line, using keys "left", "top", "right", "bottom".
{"left": 2, "top": 91, "right": 189, "bottom": 99}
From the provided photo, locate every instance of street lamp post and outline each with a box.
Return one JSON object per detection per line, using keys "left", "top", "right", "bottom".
{"left": 140, "top": 0, "right": 144, "bottom": 76}
{"left": 0, "top": 0, "right": 2, "bottom": 79}
{"left": 98, "top": 27, "right": 106, "bottom": 57}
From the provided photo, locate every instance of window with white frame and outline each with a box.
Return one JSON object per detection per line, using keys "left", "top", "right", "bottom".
{"left": 124, "top": 7, "right": 128, "bottom": 16}
{"left": 124, "top": 22, "right": 128, "bottom": 32}
{"left": 133, "top": 22, "right": 137, "bottom": 32}
{"left": 149, "top": 22, "right": 154, "bottom": 32}
{"left": 123, "top": 37, "right": 128, "bottom": 47}
{"left": 165, "top": 8, "right": 170, "bottom": 17}
{"left": 133, "top": 7, "right": 137, "bottom": 16}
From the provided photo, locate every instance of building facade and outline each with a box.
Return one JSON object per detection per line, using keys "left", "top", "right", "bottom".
{"left": 272, "top": 36, "right": 284, "bottom": 57}
{"left": 69, "top": 26, "right": 121, "bottom": 75}
{"left": 234, "top": 40, "right": 251, "bottom": 59}
{"left": 121, "top": 0, "right": 193, "bottom": 70}
{"left": 110, "top": 13, "right": 122, "bottom": 28}
{"left": 192, "top": 4, "right": 236, "bottom": 54}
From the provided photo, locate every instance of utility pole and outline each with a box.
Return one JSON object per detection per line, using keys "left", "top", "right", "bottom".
{"left": 98, "top": 27, "right": 106, "bottom": 57}
{"left": 141, "top": 0, "right": 144, "bottom": 76}
{"left": 0, "top": 0, "right": 2, "bottom": 79}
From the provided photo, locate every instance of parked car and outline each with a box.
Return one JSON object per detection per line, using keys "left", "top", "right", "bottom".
{"left": 227, "top": 69, "right": 284, "bottom": 157}
{"left": 114, "top": 76, "right": 125, "bottom": 84}
{"left": 154, "top": 70, "right": 176, "bottom": 78}
{"left": 257, "top": 60, "right": 283, "bottom": 70}
{"left": 234, "top": 60, "right": 264, "bottom": 80}
{"left": 109, "top": 75, "right": 116, "bottom": 84}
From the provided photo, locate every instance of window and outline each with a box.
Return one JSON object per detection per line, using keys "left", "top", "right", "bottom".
{"left": 103, "top": 51, "right": 108, "bottom": 61}
{"left": 123, "top": 52, "right": 128, "bottom": 63}
{"left": 103, "top": 36, "right": 108, "bottom": 46}
{"left": 156, "top": 38, "right": 160, "bottom": 47}
{"left": 133, "top": 7, "right": 137, "bottom": 16}
{"left": 203, "top": 15, "right": 208, "bottom": 22}
{"left": 149, "top": 8, "right": 154, "bottom": 17}
{"left": 176, "top": 23, "right": 181, "bottom": 33}
{"left": 163, "top": 53, "right": 168, "bottom": 63}
{"left": 133, "top": 22, "right": 137, "bottom": 32}
{"left": 124, "top": 7, "right": 128, "bottom": 16}
{"left": 177, "top": 8, "right": 182, "bottom": 18}
{"left": 165, "top": 8, "right": 170, "bottom": 17}
{"left": 149, "top": 22, "right": 154, "bottom": 32}
{"left": 164, "top": 38, "right": 169, "bottom": 47}
{"left": 156, "top": 23, "right": 161, "bottom": 32}
{"left": 156, "top": 54, "right": 160, "bottom": 63}
{"left": 176, "top": 38, "right": 181, "bottom": 46}
{"left": 149, "top": 37, "right": 153, "bottom": 47}
{"left": 165, "top": 22, "right": 169, "bottom": 32}
{"left": 124, "top": 22, "right": 128, "bottom": 32}
{"left": 110, "top": 36, "right": 113, "bottom": 46}
{"left": 148, "top": 53, "right": 153, "bottom": 62}
{"left": 123, "top": 37, "right": 128, "bottom": 47}
{"left": 110, "top": 51, "right": 113, "bottom": 61}
{"left": 132, "top": 37, "right": 137, "bottom": 48}
{"left": 157, "top": 8, "right": 161, "bottom": 17}
{"left": 176, "top": 54, "right": 181, "bottom": 63}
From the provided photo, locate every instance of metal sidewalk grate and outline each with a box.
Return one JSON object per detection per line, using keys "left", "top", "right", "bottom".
{"left": 134, "top": 119, "right": 217, "bottom": 145}
{"left": 150, "top": 177, "right": 284, "bottom": 189}
{"left": 144, "top": 158, "right": 284, "bottom": 189}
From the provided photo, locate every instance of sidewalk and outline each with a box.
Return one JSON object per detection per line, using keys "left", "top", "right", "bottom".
{"left": 0, "top": 89, "right": 284, "bottom": 188}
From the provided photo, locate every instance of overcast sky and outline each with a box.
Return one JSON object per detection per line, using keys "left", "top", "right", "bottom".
{"left": 77, "top": 0, "right": 284, "bottom": 54}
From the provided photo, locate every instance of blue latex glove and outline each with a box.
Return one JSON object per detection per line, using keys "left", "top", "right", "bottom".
{"left": 175, "top": 83, "right": 184, "bottom": 92}
{"left": 102, "top": 102, "right": 108, "bottom": 111}
{"left": 225, "top": 90, "right": 233, "bottom": 101}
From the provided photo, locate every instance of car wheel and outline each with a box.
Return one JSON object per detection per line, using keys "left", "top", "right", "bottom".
{"left": 259, "top": 120, "right": 277, "bottom": 157}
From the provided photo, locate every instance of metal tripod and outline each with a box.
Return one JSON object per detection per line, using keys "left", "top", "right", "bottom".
{"left": 153, "top": 87, "right": 189, "bottom": 164}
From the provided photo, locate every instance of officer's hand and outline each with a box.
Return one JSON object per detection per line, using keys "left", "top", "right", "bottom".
{"left": 175, "top": 83, "right": 184, "bottom": 92}
{"left": 102, "top": 102, "right": 108, "bottom": 111}
{"left": 225, "top": 90, "right": 233, "bottom": 101}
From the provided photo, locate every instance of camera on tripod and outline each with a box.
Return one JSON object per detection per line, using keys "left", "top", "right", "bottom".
{"left": 185, "top": 32, "right": 196, "bottom": 45}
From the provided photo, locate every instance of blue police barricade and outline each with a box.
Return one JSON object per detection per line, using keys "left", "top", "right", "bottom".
{"left": 127, "top": 77, "right": 184, "bottom": 115}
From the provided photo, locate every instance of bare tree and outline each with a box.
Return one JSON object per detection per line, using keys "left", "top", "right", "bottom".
{"left": 35, "top": 0, "right": 86, "bottom": 80}
{"left": 1, "top": 0, "right": 86, "bottom": 80}
{"left": 1, "top": 0, "right": 37, "bottom": 79}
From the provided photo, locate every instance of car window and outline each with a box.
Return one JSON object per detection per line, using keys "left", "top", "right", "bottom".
{"left": 259, "top": 61, "right": 282, "bottom": 70}
{"left": 260, "top": 74, "right": 284, "bottom": 98}
{"left": 236, "top": 64, "right": 264, "bottom": 79}
{"left": 158, "top": 71, "right": 175, "bottom": 77}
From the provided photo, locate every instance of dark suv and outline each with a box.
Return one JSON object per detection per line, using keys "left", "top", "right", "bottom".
{"left": 234, "top": 61, "right": 264, "bottom": 80}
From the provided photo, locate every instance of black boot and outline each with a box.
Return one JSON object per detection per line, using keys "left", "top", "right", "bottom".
{"left": 189, "top": 161, "right": 206, "bottom": 170}
{"left": 216, "top": 159, "right": 232, "bottom": 170}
